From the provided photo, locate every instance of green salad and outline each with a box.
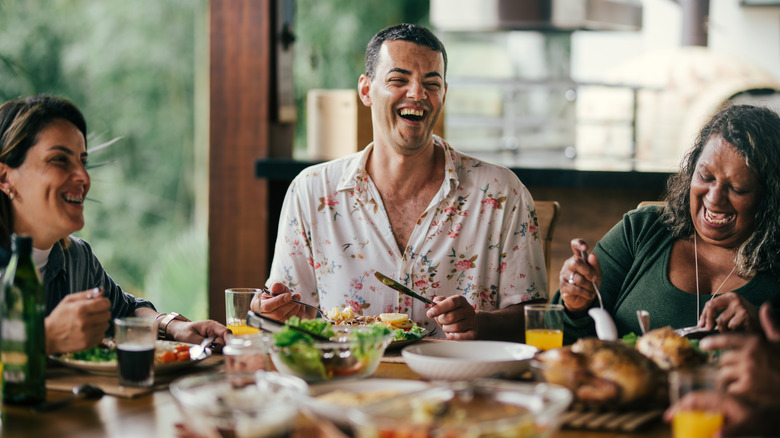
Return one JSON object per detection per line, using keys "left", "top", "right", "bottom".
{"left": 68, "top": 342, "right": 117, "bottom": 362}
{"left": 393, "top": 325, "right": 426, "bottom": 341}
{"left": 271, "top": 316, "right": 392, "bottom": 382}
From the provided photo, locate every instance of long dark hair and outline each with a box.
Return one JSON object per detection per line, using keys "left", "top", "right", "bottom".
{"left": 662, "top": 104, "right": 780, "bottom": 275}
{"left": 0, "top": 95, "right": 87, "bottom": 248}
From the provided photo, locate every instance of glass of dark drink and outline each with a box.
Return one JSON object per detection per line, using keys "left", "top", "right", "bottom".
{"left": 115, "top": 317, "right": 156, "bottom": 387}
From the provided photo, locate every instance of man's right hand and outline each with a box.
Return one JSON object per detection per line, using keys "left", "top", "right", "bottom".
{"left": 45, "top": 288, "right": 110, "bottom": 355}
{"left": 249, "top": 282, "right": 312, "bottom": 321}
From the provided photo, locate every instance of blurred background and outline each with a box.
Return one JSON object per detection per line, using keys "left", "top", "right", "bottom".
{"left": 2, "top": 0, "right": 779, "bottom": 318}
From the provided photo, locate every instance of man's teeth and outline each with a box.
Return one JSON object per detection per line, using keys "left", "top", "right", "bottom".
{"left": 399, "top": 108, "right": 424, "bottom": 120}
{"left": 704, "top": 208, "right": 734, "bottom": 224}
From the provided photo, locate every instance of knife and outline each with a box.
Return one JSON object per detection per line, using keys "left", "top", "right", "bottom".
{"left": 374, "top": 272, "right": 433, "bottom": 305}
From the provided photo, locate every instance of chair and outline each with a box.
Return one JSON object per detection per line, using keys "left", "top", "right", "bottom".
{"left": 535, "top": 201, "right": 560, "bottom": 289}
{"left": 637, "top": 201, "right": 666, "bottom": 209}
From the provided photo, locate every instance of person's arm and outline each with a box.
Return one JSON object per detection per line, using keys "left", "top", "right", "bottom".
{"left": 476, "top": 299, "right": 547, "bottom": 342}
{"left": 265, "top": 175, "right": 321, "bottom": 307}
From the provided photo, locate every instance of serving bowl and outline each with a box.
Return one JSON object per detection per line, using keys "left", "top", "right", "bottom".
{"left": 402, "top": 340, "right": 537, "bottom": 380}
{"left": 170, "top": 371, "right": 307, "bottom": 438}
{"left": 270, "top": 325, "right": 394, "bottom": 383}
{"left": 349, "top": 379, "right": 572, "bottom": 438}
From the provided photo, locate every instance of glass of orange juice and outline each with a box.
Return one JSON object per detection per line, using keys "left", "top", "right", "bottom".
{"left": 669, "top": 366, "right": 724, "bottom": 438}
{"left": 225, "top": 288, "right": 262, "bottom": 335}
{"left": 524, "top": 304, "right": 564, "bottom": 351}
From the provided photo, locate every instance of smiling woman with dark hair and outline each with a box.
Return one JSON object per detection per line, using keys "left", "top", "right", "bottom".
{"left": 0, "top": 95, "right": 229, "bottom": 354}
{"left": 552, "top": 104, "right": 780, "bottom": 343}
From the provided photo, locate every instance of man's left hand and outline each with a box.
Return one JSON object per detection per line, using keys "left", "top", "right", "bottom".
{"left": 426, "top": 295, "right": 478, "bottom": 340}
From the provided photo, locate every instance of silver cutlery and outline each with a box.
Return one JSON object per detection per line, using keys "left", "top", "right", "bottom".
{"left": 33, "top": 384, "right": 105, "bottom": 412}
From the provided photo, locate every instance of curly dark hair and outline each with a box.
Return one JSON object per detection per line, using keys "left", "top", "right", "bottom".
{"left": 364, "top": 23, "right": 447, "bottom": 81}
{"left": 0, "top": 95, "right": 87, "bottom": 248}
{"left": 662, "top": 104, "right": 780, "bottom": 275}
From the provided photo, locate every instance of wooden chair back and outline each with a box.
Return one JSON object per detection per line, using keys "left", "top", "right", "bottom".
{"left": 535, "top": 201, "right": 560, "bottom": 289}
{"left": 637, "top": 201, "right": 667, "bottom": 209}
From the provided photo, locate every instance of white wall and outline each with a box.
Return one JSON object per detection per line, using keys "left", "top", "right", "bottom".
{"left": 572, "top": 0, "right": 780, "bottom": 82}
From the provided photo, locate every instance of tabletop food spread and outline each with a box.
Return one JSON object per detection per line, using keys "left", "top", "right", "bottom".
{"left": 20, "top": 307, "right": 721, "bottom": 438}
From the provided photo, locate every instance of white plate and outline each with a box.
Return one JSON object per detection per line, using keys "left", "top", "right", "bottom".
{"left": 401, "top": 340, "right": 537, "bottom": 381}
{"left": 49, "top": 340, "right": 211, "bottom": 376}
{"left": 305, "top": 378, "right": 433, "bottom": 425}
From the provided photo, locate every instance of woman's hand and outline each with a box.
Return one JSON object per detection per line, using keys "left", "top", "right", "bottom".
{"left": 45, "top": 289, "right": 111, "bottom": 355}
{"left": 248, "top": 282, "right": 314, "bottom": 321}
{"left": 698, "top": 292, "right": 760, "bottom": 332}
{"left": 559, "top": 239, "right": 602, "bottom": 315}
{"left": 699, "top": 303, "right": 780, "bottom": 406}
{"left": 166, "top": 320, "right": 231, "bottom": 353}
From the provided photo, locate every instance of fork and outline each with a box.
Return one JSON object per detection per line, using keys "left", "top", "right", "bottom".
{"left": 261, "top": 288, "right": 326, "bottom": 319}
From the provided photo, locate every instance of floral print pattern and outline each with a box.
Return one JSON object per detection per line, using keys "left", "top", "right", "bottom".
{"left": 267, "top": 136, "right": 548, "bottom": 336}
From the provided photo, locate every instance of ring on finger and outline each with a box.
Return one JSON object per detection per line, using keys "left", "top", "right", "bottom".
{"left": 568, "top": 273, "right": 575, "bottom": 284}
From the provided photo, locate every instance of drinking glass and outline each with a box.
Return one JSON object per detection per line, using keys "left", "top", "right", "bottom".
{"left": 524, "top": 304, "right": 564, "bottom": 351}
{"left": 225, "top": 288, "right": 262, "bottom": 335}
{"left": 669, "top": 366, "right": 724, "bottom": 438}
{"left": 115, "top": 317, "right": 156, "bottom": 387}
{"left": 224, "top": 332, "right": 270, "bottom": 375}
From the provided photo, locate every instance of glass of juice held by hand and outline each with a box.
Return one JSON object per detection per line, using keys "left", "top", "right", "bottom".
{"left": 524, "top": 304, "right": 564, "bottom": 351}
{"left": 670, "top": 366, "right": 724, "bottom": 438}
{"left": 115, "top": 317, "right": 156, "bottom": 387}
{"left": 225, "top": 288, "right": 262, "bottom": 335}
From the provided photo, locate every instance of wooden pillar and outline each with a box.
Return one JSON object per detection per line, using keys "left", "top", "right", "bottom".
{"left": 209, "top": 0, "right": 277, "bottom": 323}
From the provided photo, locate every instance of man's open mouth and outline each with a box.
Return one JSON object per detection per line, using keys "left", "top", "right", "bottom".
{"left": 399, "top": 108, "right": 425, "bottom": 122}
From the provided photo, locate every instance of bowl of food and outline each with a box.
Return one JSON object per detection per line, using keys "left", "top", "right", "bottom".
{"left": 402, "top": 340, "right": 537, "bottom": 381}
{"left": 170, "top": 371, "right": 308, "bottom": 438}
{"left": 269, "top": 317, "right": 394, "bottom": 383}
{"left": 349, "top": 379, "right": 572, "bottom": 438}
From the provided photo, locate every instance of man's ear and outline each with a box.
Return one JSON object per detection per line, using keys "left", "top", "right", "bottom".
{"left": 357, "top": 74, "right": 372, "bottom": 107}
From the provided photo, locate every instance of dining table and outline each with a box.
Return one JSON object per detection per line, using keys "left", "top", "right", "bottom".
{"left": 0, "top": 345, "right": 673, "bottom": 438}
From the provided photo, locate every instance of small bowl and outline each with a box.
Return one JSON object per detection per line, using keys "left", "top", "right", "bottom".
{"left": 402, "top": 340, "right": 537, "bottom": 380}
{"left": 349, "top": 379, "right": 572, "bottom": 438}
{"left": 170, "top": 371, "right": 307, "bottom": 437}
{"left": 270, "top": 325, "right": 394, "bottom": 383}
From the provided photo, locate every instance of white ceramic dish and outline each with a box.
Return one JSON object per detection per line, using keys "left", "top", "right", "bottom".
{"left": 49, "top": 340, "right": 212, "bottom": 376}
{"left": 402, "top": 340, "right": 537, "bottom": 381}
{"left": 349, "top": 379, "right": 572, "bottom": 438}
{"left": 305, "top": 378, "right": 433, "bottom": 425}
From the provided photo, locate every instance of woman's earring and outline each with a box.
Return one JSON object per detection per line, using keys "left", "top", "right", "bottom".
{"left": 7, "top": 191, "right": 14, "bottom": 200}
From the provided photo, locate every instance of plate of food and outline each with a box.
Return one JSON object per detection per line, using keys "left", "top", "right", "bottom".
{"left": 49, "top": 339, "right": 211, "bottom": 376}
{"left": 306, "top": 378, "right": 434, "bottom": 425}
{"left": 325, "top": 308, "right": 429, "bottom": 348}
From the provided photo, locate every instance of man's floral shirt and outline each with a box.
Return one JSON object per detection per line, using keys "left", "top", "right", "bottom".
{"left": 268, "top": 136, "right": 548, "bottom": 335}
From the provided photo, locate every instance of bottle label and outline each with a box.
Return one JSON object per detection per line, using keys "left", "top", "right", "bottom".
{"left": 2, "top": 351, "right": 29, "bottom": 383}
{"left": 1, "top": 319, "right": 27, "bottom": 343}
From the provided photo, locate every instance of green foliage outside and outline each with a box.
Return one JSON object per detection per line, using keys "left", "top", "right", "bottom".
{"left": 0, "top": 0, "right": 429, "bottom": 319}
{"left": 292, "top": 0, "right": 430, "bottom": 152}
{"left": 0, "top": 0, "right": 209, "bottom": 319}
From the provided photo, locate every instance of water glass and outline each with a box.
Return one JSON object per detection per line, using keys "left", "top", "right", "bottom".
{"left": 524, "top": 304, "right": 564, "bottom": 351}
{"left": 225, "top": 288, "right": 262, "bottom": 335}
{"left": 224, "top": 333, "right": 270, "bottom": 375}
{"left": 115, "top": 317, "right": 156, "bottom": 387}
{"left": 670, "top": 366, "right": 724, "bottom": 438}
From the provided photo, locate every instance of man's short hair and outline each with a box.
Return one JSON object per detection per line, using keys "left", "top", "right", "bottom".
{"left": 364, "top": 23, "right": 447, "bottom": 81}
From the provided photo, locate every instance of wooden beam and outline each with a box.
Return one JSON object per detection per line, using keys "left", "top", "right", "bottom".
{"left": 208, "top": 0, "right": 272, "bottom": 323}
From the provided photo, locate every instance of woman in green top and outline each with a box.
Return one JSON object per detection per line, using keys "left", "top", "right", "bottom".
{"left": 553, "top": 105, "right": 780, "bottom": 344}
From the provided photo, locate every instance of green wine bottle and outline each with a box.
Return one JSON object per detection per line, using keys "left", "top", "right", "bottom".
{"left": 1, "top": 235, "right": 46, "bottom": 404}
